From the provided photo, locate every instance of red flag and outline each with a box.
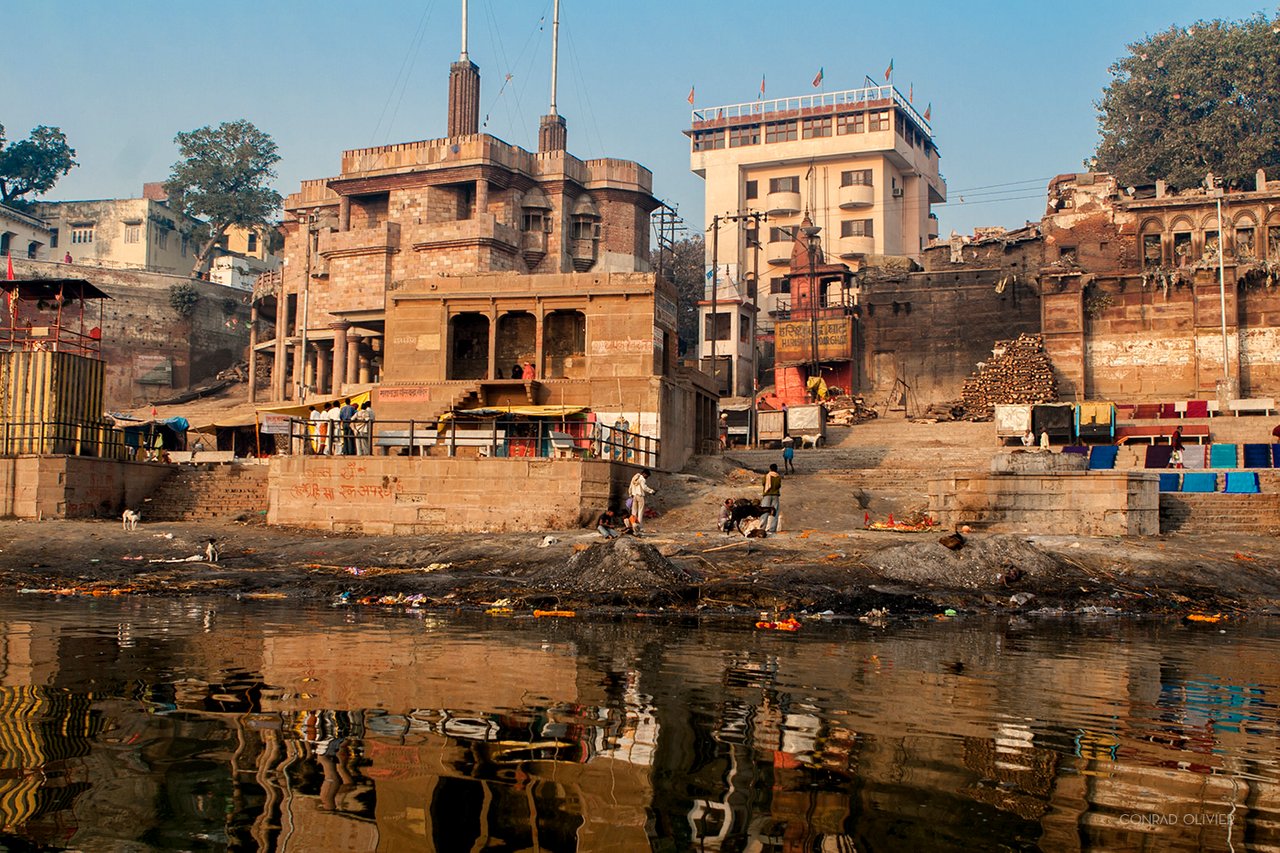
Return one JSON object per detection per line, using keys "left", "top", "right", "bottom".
{"left": 759, "top": 74, "right": 766, "bottom": 98}
{"left": 687, "top": 85, "right": 695, "bottom": 105}
{"left": 924, "top": 102, "right": 932, "bottom": 121}
{"left": 884, "top": 58, "right": 893, "bottom": 81}
{"left": 811, "top": 67, "right": 824, "bottom": 88}
{"left": 5, "top": 252, "right": 12, "bottom": 281}
{"left": 909, "top": 82, "right": 913, "bottom": 103}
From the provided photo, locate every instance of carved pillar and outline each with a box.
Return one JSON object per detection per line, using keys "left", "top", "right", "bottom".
{"left": 534, "top": 311, "right": 544, "bottom": 379}
{"left": 291, "top": 339, "right": 305, "bottom": 401}
{"left": 330, "top": 322, "right": 350, "bottom": 396}
{"left": 487, "top": 308, "right": 498, "bottom": 380}
{"left": 313, "top": 343, "right": 329, "bottom": 395}
{"left": 358, "top": 351, "right": 372, "bottom": 384}
{"left": 346, "top": 328, "right": 361, "bottom": 385}
{"left": 475, "top": 179, "right": 489, "bottom": 217}
{"left": 338, "top": 196, "right": 351, "bottom": 232}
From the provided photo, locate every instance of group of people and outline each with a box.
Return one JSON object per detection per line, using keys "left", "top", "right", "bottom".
{"left": 508, "top": 362, "right": 536, "bottom": 380}
{"left": 716, "top": 464, "right": 784, "bottom": 535}
{"left": 306, "top": 399, "right": 375, "bottom": 455}
{"left": 1021, "top": 429, "right": 1052, "bottom": 449}
{"left": 596, "top": 469, "right": 656, "bottom": 538}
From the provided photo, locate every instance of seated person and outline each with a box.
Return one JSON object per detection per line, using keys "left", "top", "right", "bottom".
{"left": 596, "top": 508, "right": 621, "bottom": 539}
{"left": 718, "top": 499, "right": 734, "bottom": 533}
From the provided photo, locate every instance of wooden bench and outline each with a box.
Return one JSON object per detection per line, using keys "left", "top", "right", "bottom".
{"left": 1115, "top": 424, "right": 1210, "bottom": 445}
{"left": 1228, "top": 398, "right": 1275, "bottom": 417}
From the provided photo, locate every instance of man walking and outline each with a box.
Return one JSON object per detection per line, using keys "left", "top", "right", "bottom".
{"left": 782, "top": 436, "right": 796, "bottom": 474}
{"left": 629, "top": 468, "right": 655, "bottom": 535}
{"left": 761, "top": 463, "right": 782, "bottom": 534}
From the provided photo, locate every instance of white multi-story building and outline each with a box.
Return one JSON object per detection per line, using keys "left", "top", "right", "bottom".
{"left": 687, "top": 83, "right": 946, "bottom": 395}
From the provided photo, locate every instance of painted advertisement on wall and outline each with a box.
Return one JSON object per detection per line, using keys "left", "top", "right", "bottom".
{"left": 774, "top": 318, "right": 854, "bottom": 365}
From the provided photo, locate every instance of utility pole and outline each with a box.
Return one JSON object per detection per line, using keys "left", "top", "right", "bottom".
{"left": 803, "top": 222, "right": 823, "bottom": 390}
{"left": 710, "top": 214, "right": 720, "bottom": 394}
{"left": 299, "top": 210, "right": 314, "bottom": 402}
{"left": 717, "top": 210, "right": 767, "bottom": 440}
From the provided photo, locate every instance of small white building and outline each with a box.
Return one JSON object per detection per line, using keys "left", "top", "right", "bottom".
{"left": 0, "top": 203, "right": 54, "bottom": 261}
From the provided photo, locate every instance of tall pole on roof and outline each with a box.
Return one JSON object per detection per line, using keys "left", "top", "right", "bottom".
{"left": 549, "top": 0, "right": 560, "bottom": 115}
{"left": 460, "top": 0, "right": 469, "bottom": 60}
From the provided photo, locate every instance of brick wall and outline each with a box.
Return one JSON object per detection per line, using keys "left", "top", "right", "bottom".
{"left": 0, "top": 455, "right": 172, "bottom": 519}
{"left": 267, "top": 455, "right": 630, "bottom": 533}
{"left": 928, "top": 471, "right": 1159, "bottom": 536}
{"left": 13, "top": 258, "right": 252, "bottom": 408}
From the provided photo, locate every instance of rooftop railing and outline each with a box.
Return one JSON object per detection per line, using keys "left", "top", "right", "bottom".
{"left": 692, "top": 85, "right": 932, "bottom": 138}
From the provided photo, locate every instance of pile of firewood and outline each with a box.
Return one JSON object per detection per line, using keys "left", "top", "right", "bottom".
{"left": 961, "top": 333, "right": 1058, "bottom": 416}
{"left": 825, "top": 395, "right": 879, "bottom": 425}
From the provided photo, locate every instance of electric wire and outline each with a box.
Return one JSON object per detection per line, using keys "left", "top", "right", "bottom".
{"left": 368, "top": 1, "right": 437, "bottom": 147}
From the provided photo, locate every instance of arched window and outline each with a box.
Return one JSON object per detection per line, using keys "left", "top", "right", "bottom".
{"left": 1139, "top": 218, "right": 1164, "bottom": 268}
{"left": 496, "top": 311, "right": 536, "bottom": 377}
{"left": 544, "top": 310, "right": 586, "bottom": 378}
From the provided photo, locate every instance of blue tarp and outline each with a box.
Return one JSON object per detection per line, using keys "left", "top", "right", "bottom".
{"left": 1181, "top": 472, "right": 1218, "bottom": 493}
{"left": 1210, "top": 444, "right": 1238, "bottom": 469}
{"left": 1224, "top": 472, "right": 1261, "bottom": 494}
{"left": 1088, "top": 446, "right": 1118, "bottom": 470}
{"left": 1242, "top": 444, "right": 1271, "bottom": 468}
{"left": 1158, "top": 473, "right": 1181, "bottom": 492}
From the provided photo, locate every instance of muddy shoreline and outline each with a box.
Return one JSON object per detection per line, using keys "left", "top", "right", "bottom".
{"left": 4, "top": 518, "right": 1280, "bottom": 620}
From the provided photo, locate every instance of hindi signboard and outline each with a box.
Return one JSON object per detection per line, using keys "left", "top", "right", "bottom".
{"left": 774, "top": 317, "right": 854, "bottom": 365}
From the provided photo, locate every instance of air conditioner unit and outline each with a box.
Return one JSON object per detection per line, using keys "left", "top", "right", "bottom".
{"left": 892, "top": 188, "right": 904, "bottom": 198}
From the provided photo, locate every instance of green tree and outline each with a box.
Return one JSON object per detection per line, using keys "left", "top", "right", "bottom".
{"left": 0, "top": 124, "right": 78, "bottom": 205}
{"left": 1093, "top": 12, "right": 1280, "bottom": 189}
{"left": 651, "top": 233, "right": 705, "bottom": 355}
{"left": 165, "top": 119, "right": 282, "bottom": 276}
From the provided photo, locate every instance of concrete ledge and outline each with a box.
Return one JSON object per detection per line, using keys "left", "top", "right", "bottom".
{"left": 929, "top": 471, "right": 1158, "bottom": 536}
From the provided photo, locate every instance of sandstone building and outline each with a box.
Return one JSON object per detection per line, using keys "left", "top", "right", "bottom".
{"left": 252, "top": 3, "right": 714, "bottom": 470}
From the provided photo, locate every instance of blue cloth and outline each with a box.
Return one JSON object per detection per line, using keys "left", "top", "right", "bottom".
{"left": 1242, "top": 444, "right": 1271, "bottom": 468}
{"left": 1158, "top": 473, "right": 1181, "bottom": 492}
{"left": 1224, "top": 472, "right": 1260, "bottom": 494}
{"left": 1144, "top": 445, "right": 1173, "bottom": 469}
{"left": 1088, "top": 446, "right": 1118, "bottom": 470}
{"left": 782, "top": 447, "right": 794, "bottom": 460}
{"left": 1181, "top": 472, "right": 1218, "bottom": 492}
{"left": 1209, "top": 444, "right": 1238, "bottom": 469}
{"left": 1063, "top": 445, "right": 1088, "bottom": 455}
{"left": 1273, "top": 445, "right": 1280, "bottom": 468}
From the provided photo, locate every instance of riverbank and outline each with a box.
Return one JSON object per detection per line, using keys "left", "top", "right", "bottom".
{"left": 4, "top": 514, "right": 1280, "bottom": 618}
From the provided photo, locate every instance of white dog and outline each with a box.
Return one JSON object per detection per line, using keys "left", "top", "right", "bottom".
{"left": 799, "top": 434, "right": 824, "bottom": 449}
{"left": 122, "top": 509, "right": 140, "bottom": 531}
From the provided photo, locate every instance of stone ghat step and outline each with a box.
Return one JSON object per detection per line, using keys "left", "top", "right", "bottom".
{"left": 142, "top": 465, "right": 270, "bottom": 521}
{"left": 1159, "top": 494, "right": 1280, "bottom": 533}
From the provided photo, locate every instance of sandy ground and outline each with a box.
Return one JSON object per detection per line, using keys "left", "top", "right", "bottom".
{"left": 4, "top": 447, "right": 1280, "bottom": 618}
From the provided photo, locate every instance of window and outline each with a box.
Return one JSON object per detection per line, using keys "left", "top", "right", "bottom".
{"left": 155, "top": 228, "right": 168, "bottom": 250}
{"left": 868, "top": 111, "right": 890, "bottom": 132}
{"left": 769, "top": 176, "right": 799, "bottom": 194}
{"left": 837, "top": 113, "right": 865, "bottom": 134}
{"left": 570, "top": 217, "right": 598, "bottom": 240}
{"left": 840, "top": 169, "right": 873, "bottom": 187}
{"left": 739, "top": 318, "right": 749, "bottom": 343}
{"left": 1142, "top": 233, "right": 1162, "bottom": 267}
{"left": 521, "top": 211, "right": 548, "bottom": 233}
{"left": 71, "top": 226, "right": 94, "bottom": 244}
{"left": 247, "top": 231, "right": 258, "bottom": 253}
{"left": 1269, "top": 225, "right": 1280, "bottom": 260}
{"left": 765, "top": 121, "right": 797, "bottom": 143}
{"left": 745, "top": 180, "right": 758, "bottom": 200}
{"left": 181, "top": 236, "right": 189, "bottom": 257}
{"left": 802, "top": 117, "right": 831, "bottom": 139}
{"left": 693, "top": 130, "right": 725, "bottom": 151}
{"left": 124, "top": 224, "right": 141, "bottom": 243}
{"left": 769, "top": 276, "right": 790, "bottom": 294}
{"left": 1173, "top": 232, "right": 1193, "bottom": 266}
{"left": 49, "top": 228, "right": 59, "bottom": 248}
{"left": 768, "top": 226, "right": 794, "bottom": 243}
{"left": 729, "top": 125, "right": 759, "bottom": 147}
{"left": 1234, "top": 227, "right": 1255, "bottom": 258}
{"left": 704, "top": 312, "right": 731, "bottom": 342}
{"left": 0, "top": 234, "right": 8, "bottom": 256}
{"left": 840, "top": 219, "right": 874, "bottom": 238}
{"left": 1203, "top": 230, "right": 1220, "bottom": 259}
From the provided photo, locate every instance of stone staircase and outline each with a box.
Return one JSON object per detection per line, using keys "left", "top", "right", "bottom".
{"left": 141, "top": 463, "right": 270, "bottom": 522}
{"left": 1160, "top": 493, "right": 1280, "bottom": 534}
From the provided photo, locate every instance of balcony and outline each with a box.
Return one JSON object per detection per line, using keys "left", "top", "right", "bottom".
{"left": 318, "top": 221, "right": 400, "bottom": 258}
{"left": 838, "top": 235, "right": 875, "bottom": 257}
{"left": 838, "top": 183, "right": 874, "bottom": 209}
{"left": 569, "top": 236, "right": 597, "bottom": 272}
{"left": 766, "top": 190, "right": 802, "bottom": 216}
{"left": 521, "top": 230, "right": 548, "bottom": 266}
{"left": 766, "top": 238, "right": 793, "bottom": 265}
{"left": 927, "top": 215, "right": 939, "bottom": 240}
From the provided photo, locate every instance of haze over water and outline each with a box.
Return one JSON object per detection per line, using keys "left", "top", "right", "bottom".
{"left": 0, "top": 599, "right": 1275, "bottom": 851}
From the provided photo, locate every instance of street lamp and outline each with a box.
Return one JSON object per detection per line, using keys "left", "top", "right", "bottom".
{"left": 802, "top": 223, "right": 822, "bottom": 386}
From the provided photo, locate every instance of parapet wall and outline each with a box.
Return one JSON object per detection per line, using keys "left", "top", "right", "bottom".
{"left": 0, "top": 456, "right": 172, "bottom": 519}
{"left": 928, "top": 471, "right": 1159, "bottom": 536}
{"left": 267, "top": 456, "right": 631, "bottom": 534}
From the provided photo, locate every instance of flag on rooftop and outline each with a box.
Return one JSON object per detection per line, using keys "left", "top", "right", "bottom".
{"left": 759, "top": 74, "right": 766, "bottom": 98}
{"left": 924, "top": 102, "right": 932, "bottom": 121}
{"left": 812, "top": 67, "right": 824, "bottom": 88}
{"left": 884, "top": 58, "right": 894, "bottom": 81}
{"left": 687, "top": 85, "right": 695, "bottom": 106}
{"left": 909, "top": 82, "right": 914, "bottom": 103}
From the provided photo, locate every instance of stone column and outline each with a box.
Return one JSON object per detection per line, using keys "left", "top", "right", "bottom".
{"left": 346, "top": 328, "right": 361, "bottom": 385}
{"left": 274, "top": 292, "right": 289, "bottom": 400}
{"left": 487, "top": 308, "right": 498, "bottom": 379}
{"left": 475, "top": 179, "right": 489, "bottom": 217}
{"left": 358, "top": 351, "right": 372, "bottom": 384}
{"left": 248, "top": 302, "right": 259, "bottom": 403}
{"left": 330, "top": 322, "right": 350, "bottom": 396}
{"left": 314, "top": 344, "right": 330, "bottom": 395}
{"left": 291, "top": 340, "right": 305, "bottom": 401}
{"left": 338, "top": 196, "right": 351, "bottom": 232}
{"left": 534, "top": 310, "right": 545, "bottom": 379}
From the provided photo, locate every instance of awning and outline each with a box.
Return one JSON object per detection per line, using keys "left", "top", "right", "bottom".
{"left": 187, "top": 412, "right": 262, "bottom": 432}
{"left": 256, "top": 387, "right": 375, "bottom": 418}
{"left": 446, "top": 405, "right": 587, "bottom": 419}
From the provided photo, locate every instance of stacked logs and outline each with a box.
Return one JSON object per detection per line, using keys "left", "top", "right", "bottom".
{"left": 961, "top": 333, "right": 1058, "bottom": 416}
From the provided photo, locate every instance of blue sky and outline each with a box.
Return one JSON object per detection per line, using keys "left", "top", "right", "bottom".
{"left": 6, "top": 1, "right": 1270, "bottom": 238}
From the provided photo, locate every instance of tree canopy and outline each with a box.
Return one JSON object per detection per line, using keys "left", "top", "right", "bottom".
{"left": 651, "top": 233, "right": 704, "bottom": 355}
{"left": 0, "top": 124, "right": 78, "bottom": 205}
{"left": 1093, "top": 13, "right": 1280, "bottom": 189}
{"left": 165, "top": 119, "right": 282, "bottom": 275}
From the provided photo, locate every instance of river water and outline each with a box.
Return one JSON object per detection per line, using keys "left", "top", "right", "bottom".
{"left": 0, "top": 599, "right": 1275, "bottom": 852}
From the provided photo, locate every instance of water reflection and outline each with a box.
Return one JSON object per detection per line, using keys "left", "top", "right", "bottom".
{"left": 0, "top": 600, "right": 1275, "bottom": 851}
